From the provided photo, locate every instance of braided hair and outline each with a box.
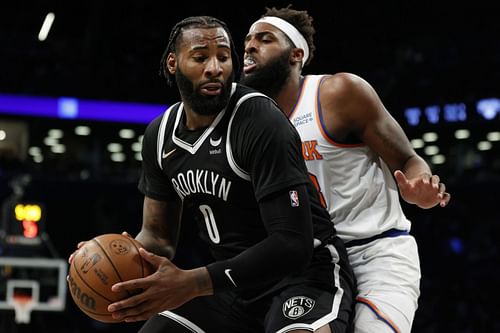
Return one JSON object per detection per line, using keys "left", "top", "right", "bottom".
{"left": 263, "top": 5, "right": 316, "bottom": 66}
{"left": 159, "top": 16, "right": 240, "bottom": 87}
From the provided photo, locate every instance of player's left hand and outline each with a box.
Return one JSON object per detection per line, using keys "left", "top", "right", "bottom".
{"left": 107, "top": 248, "right": 211, "bottom": 322}
{"left": 394, "top": 170, "right": 451, "bottom": 209}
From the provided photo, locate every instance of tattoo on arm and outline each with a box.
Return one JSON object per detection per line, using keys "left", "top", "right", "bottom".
{"left": 194, "top": 268, "right": 213, "bottom": 295}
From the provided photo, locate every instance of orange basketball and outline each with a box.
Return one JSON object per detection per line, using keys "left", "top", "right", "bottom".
{"left": 67, "top": 233, "right": 154, "bottom": 323}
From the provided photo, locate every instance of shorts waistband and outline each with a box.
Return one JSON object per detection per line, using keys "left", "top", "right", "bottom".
{"left": 345, "top": 228, "right": 409, "bottom": 248}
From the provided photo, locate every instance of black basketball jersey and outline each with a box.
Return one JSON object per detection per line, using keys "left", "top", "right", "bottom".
{"left": 139, "top": 83, "right": 334, "bottom": 261}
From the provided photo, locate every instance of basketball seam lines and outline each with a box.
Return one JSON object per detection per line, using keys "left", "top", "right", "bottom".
{"left": 73, "top": 253, "right": 114, "bottom": 303}
{"left": 93, "top": 238, "right": 134, "bottom": 297}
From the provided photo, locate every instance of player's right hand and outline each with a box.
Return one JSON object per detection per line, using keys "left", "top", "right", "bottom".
{"left": 107, "top": 248, "right": 213, "bottom": 322}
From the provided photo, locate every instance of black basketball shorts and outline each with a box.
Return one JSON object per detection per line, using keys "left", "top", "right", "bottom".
{"left": 138, "top": 238, "right": 355, "bottom": 333}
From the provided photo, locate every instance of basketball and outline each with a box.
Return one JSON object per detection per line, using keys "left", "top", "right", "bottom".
{"left": 67, "top": 233, "right": 154, "bottom": 323}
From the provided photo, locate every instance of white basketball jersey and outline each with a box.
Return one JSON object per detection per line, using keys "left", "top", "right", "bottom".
{"left": 289, "top": 75, "right": 411, "bottom": 242}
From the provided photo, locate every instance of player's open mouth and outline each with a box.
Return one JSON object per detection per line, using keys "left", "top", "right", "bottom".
{"left": 243, "top": 57, "right": 257, "bottom": 73}
{"left": 200, "top": 82, "right": 222, "bottom": 95}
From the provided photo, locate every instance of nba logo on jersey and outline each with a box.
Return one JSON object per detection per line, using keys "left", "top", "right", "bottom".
{"left": 289, "top": 190, "right": 299, "bottom": 207}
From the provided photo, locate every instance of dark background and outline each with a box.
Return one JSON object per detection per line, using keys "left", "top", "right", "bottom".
{"left": 0, "top": 1, "right": 499, "bottom": 332}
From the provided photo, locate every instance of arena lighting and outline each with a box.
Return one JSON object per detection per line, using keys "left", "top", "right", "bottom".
{"left": 110, "top": 152, "right": 126, "bottom": 162}
{"left": 424, "top": 105, "right": 440, "bottom": 124}
{"left": 1, "top": 92, "right": 498, "bottom": 126}
{"left": 119, "top": 129, "right": 135, "bottom": 139}
{"left": 443, "top": 103, "right": 467, "bottom": 122}
{"left": 74, "top": 126, "right": 91, "bottom": 136}
{"left": 404, "top": 107, "right": 421, "bottom": 126}
{"left": 403, "top": 99, "right": 499, "bottom": 126}
{"left": 477, "top": 98, "right": 500, "bottom": 120}
{"left": 50, "top": 144, "right": 66, "bottom": 154}
{"left": 38, "top": 12, "right": 55, "bottom": 42}
{"left": 424, "top": 145, "right": 439, "bottom": 156}
{"left": 487, "top": 131, "right": 500, "bottom": 142}
{"left": 107, "top": 143, "right": 122, "bottom": 153}
{"left": 455, "top": 129, "right": 470, "bottom": 139}
{"left": 0, "top": 93, "right": 167, "bottom": 124}
{"left": 431, "top": 154, "right": 446, "bottom": 165}
{"left": 410, "top": 138, "right": 425, "bottom": 149}
{"left": 422, "top": 132, "right": 438, "bottom": 142}
{"left": 478, "top": 141, "right": 492, "bottom": 151}
{"left": 131, "top": 142, "right": 142, "bottom": 152}
{"left": 48, "top": 129, "right": 63, "bottom": 138}
{"left": 43, "top": 137, "right": 58, "bottom": 146}
{"left": 28, "top": 147, "right": 42, "bottom": 156}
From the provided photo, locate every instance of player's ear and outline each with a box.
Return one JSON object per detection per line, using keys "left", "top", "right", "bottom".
{"left": 167, "top": 53, "right": 177, "bottom": 74}
{"left": 290, "top": 48, "right": 304, "bottom": 66}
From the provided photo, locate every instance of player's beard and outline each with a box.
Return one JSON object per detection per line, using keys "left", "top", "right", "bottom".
{"left": 175, "top": 68, "right": 233, "bottom": 116}
{"left": 240, "top": 48, "right": 291, "bottom": 98}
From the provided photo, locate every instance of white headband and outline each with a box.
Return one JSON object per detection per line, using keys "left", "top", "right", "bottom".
{"left": 250, "top": 16, "right": 310, "bottom": 66}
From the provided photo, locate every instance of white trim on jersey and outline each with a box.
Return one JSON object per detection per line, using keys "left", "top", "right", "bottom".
{"left": 313, "top": 238, "right": 322, "bottom": 248}
{"left": 157, "top": 103, "right": 178, "bottom": 170}
{"left": 276, "top": 244, "right": 344, "bottom": 333}
{"left": 312, "top": 244, "right": 343, "bottom": 328}
{"left": 171, "top": 84, "right": 237, "bottom": 155}
{"left": 226, "top": 92, "right": 268, "bottom": 181}
{"left": 171, "top": 102, "right": 225, "bottom": 154}
{"left": 159, "top": 311, "right": 206, "bottom": 333}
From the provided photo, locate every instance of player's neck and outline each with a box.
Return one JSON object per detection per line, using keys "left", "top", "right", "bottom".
{"left": 274, "top": 73, "right": 303, "bottom": 117}
{"left": 183, "top": 106, "right": 218, "bottom": 130}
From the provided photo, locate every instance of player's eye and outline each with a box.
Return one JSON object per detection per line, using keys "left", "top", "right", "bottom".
{"left": 218, "top": 55, "right": 229, "bottom": 62}
{"left": 193, "top": 56, "right": 207, "bottom": 62}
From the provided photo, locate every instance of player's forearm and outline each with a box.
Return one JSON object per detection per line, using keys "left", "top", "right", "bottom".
{"left": 400, "top": 154, "right": 433, "bottom": 179}
{"left": 206, "top": 230, "right": 312, "bottom": 292}
{"left": 138, "top": 197, "right": 181, "bottom": 259}
{"left": 206, "top": 185, "right": 314, "bottom": 292}
{"left": 136, "top": 229, "right": 176, "bottom": 259}
{"left": 188, "top": 267, "right": 213, "bottom": 296}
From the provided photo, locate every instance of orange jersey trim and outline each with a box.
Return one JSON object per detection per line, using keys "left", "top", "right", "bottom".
{"left": 356, "top": 296, "right": 401, "bottom": 333}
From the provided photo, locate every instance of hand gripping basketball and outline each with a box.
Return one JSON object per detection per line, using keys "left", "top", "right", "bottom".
{"left": 67, "top": 233, "right": 155, "bottom": 323}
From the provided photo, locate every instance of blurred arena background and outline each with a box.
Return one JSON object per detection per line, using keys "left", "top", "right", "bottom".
{"left": 0, "top": 1, "right": 499, "bottom": 332}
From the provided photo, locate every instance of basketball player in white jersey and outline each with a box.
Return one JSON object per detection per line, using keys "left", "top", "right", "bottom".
{"left": 240, "top": 6, "right": 451, "bottom": 333}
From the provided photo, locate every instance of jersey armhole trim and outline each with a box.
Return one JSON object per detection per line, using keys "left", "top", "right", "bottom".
{"left": 315, "top": 76, "right": 366, "bottom": 148}
{"left": 226, "top": 92, "right": 269, "bottom": 181}
{"left": 157, "top": 103, "right": 179, "bottom": 170}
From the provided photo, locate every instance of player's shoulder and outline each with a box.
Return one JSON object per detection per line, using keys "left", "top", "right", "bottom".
{"left": 232, "top": 83, "right": 282, "bottom": 116}
{"left": 230, "top": 84, "right": 291, "bottom": 136}
{"left": 233, "top": 83, "right": 274, "bottom": 104}
{"left": 318, "top": 72, "right": 377, "bottom": 104}
{"left": 320, "top": 72, "right": 369, "bottom": 91}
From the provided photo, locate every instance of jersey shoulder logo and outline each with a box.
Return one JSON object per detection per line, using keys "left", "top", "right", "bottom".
{"left": 289, "top": 190, "right": 300, "bottom": 207}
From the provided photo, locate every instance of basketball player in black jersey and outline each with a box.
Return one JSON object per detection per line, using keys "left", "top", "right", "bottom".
{"left": 102, "top": 16, "right": 355, "bottom": 333}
